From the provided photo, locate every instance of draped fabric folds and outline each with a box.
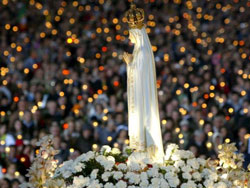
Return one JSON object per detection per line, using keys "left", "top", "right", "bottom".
{"left": 127, "top": 26, "right": 164, "bottom": 163}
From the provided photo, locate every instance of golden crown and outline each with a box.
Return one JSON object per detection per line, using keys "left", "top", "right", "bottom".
{"left": 125, "top": 2, "right": 145, "bottom": 29}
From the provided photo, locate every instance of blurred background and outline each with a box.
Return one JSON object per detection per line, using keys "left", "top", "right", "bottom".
{"left": 0, "top": 0, "right": 250, "bottom": 186}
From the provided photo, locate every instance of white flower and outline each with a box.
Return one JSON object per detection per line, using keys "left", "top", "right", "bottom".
{"left": 125, "top": 172, "right": 140, "bottom": 184}
{"left": 160, "top": 178, "right": 169, "bottom": 188}
{"left": 107, "top": 156, "right": 115, "bottom": 163}
{"left": 90, "top": 169, "right": 99, "bottom": 180}
{"left": 128, "top": 161, "right": 141, "bottom": 171}
{"left": 192, "top": 172, "right": 201, "bottom": 181}
{"left": 111, "top": 148, "right": 121, "bottom": 155}
{"left": 166, "top": 175, "right": 180, "bottom": 187}
{"left": 182, "top": 172, "right": 192, "bottom": 180}
{"left": 115, "top": 180, "right": 127, "bottom": 188}
{"left": 74, "top": 162, "right": 85, "bottom": 173}
{"left": 214, "top": 182, "right": 227, "bottom": 188}
{"left": 117, "top": 163, "right": 127, "bottom": 171}
{"left": 140, "top": 172, "right": 148, "bottom": 181}
{"left": 203, "top": 179, "right": 215, "bottom": 188}
{"left": 197, "top": 158, "right": 206, "bottom": 166}
{"left": 73, "top": 176, "right": 90, "bottom": 188}
{"left": 105, "top": 160, "right": 115, "bottom": 171}
{"left": 88, "top": 180, "right": 102, "bottom": 188}
{"left": 147, "top": 167, "right": 159, "bottom": 178}
{"left": 104, "top": 182, "right": 115, "bottom": 188}
{"left": 102, "top": 172, "right": 112, "bottom": 182}
{"left": 100, "top": 145, "right": 112, "bottom": 154}
{"left": 165, "top": 144, "right": 179, "bottom": 160}
{"left": 180, "top": 181, "right": 197, "bottom": 188}
{"left": 151, "top": 177, "right": 160, "bottom": 186}
{"left": 112, "top": 171, "right": 123, "bottom": 180}
{"left": 140, "top": 180, "right": 149, "bottom": 188}
{"left": 174, "top": 160, "right": 185, "bottom": 169}
{"left": 62, "top": 170, "right": 72, "bottom": 178}
{"left": 181, "top": 165, "right": 192, "bottom": 173}
{"left": 187, "top": 158, "right": 200, "bottom": 170}
{"left": 85, "top": 151, "right": 95, "bottom": 161}
{"left": 96, "top": 155, "right": 106, "bottom": 164}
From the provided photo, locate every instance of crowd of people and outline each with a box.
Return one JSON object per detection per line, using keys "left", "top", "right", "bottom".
{"left": 0, "top": 0, "right": 250, "bottom": 186}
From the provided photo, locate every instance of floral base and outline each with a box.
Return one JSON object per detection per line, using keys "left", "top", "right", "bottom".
{"left": 21, "top": 136, "right": 250, "bottom": 188}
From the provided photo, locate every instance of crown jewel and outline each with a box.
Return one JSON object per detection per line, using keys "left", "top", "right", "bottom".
{"left": 125, "top": 2, "right": 145, "bottom": 29}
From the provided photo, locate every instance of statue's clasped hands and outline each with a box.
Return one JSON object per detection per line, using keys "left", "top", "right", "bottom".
{"left": 123, "top": 52, "right": 133, "bottom": 65}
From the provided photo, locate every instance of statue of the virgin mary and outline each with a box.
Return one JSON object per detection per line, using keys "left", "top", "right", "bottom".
{"left": 123, "top": 3, "right": 164, "bottom": 162}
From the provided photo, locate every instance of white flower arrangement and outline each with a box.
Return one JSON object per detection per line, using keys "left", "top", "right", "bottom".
{"left": 21, "top": 136, "right": 250, "bottom": 188}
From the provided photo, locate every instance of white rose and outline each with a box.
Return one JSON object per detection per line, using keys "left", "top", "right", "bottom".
{"left": 104, "top": 160, "right": 115, "bottom": 171}
{"left": 104, "top": 182, "right": 115, "bottom": 188}
{"left": 100, "top": 145, "right": 112, "bottom": 154}
{"left": 192, "top": 172, "right": 201, "bottom": 181}
{"left": 96, "top": 155, "right": 106, "bottom": 164}
{"left": 167, "top": 176, "right": 180, "bottom": 187}
{"left": 117, "top": 163, "right": 127, "bottom": 171}
{"left": 187, "top": 158, "right": 199, "bottom": 170}
{"left": 197, "top": 158, "right": 206, "bottom": 166}
{"left": 139, "top": 180, "right": 149, "bottom": 188}
{"left": 140, "top": 172, "right": 148, "bottom": 181}
{"left": 90, "top": 169, "right": 99, "bottom": 180}
{"left": 160, "top": 178, "right": 169, "bottom": 188}
{"left": 107, "top": 156, "right": 115, "bottom": 163}
{"left": 174, "top": 160, "right": 185, "bottom": 169}
{"left": 203, "top": 179, "right": 214, "bottom": 188}
{"left": 62, "top": 170, "right": 72, "bottom": 178}
{"left": 128, "top": 161, "right": 141, "bottom": 171}
{"left": 88, "top": 180, "right": 102, "bottom": 188}
{"left": 116, "top": 180, "right": 127, "bottom": 188}
{"left": 151, "top": 177, "right": 160, "bottom": 186}
{"left": 102, "top": 172, "right": 111, "bottom": 182}
{"left": 182, "top": 172, "right": 192, "bottom": 180}
{"left": 147, "top": 167, "right": 159, "bottom": 178}
{"left": 113, "top": 171, "right": 123, "bottom": 180}
{"left": 73, "top": 176, "right": 90, "bottom": 188}
{"left": 74, "top": 162, "right": 85, "bottom": 173}
{"left": 111, "top": 148, "right": 121, "bottom": 155}
{"left": 85, "top": 151, "right": 95, "bottom": 161}
{"left": 181, "top": 165, "right": 192, "bottom": 173}
{"left": 215, "top": 182, "right": 227, "bottom": 188}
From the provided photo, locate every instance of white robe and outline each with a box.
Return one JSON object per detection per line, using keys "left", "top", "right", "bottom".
{"left": 127, "top": 26, "right": 164, "bottom": 162}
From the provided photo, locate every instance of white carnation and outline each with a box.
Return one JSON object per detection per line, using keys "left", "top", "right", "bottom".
{"left": 214, "top": 182, "right": 227, "bottom": 188}
{"left": 160, "top": 178, "right": 169, "bottom": 188}
{"left": 102, "top": 172, "right": 111, "bottom": 182}
{"left": 90, "top": 169, "right": 99, "bottom": 180}
{"left": 147, "top": 167, "right": 159, "bottom": 178}
{"left": 174, "top": 160, "right": 185, "bottom": 169}
{"left": 115, "top": 180, "right": 127, "bottom": 188}
{"left": 88, "top": 180, "right": 102, "bottom": 188}
{"left": 104, "top": 182, "right": 115, "bottom": 188}
{"left": 111, "top": 148, "right": 121, "bottom": 155}
{"left": 182, "top": 172, "right": 192, "bottom": 180}
{"left": 117, "top": 163, "right": 127, "bottom": 171}
{"left": 192, "top": 172, "right": 201, "bottom": 181}
{"left": 187, "top": 158, "right": 200, "bottom": 170}
{"left": 151, "top": 177, "right": 160, "bottom": 186}
{"left": 73, "top": 176, "right": 90, "bottom": 188}
{"left": 128, "top": 161, "right": 141, "bottom": 171}
{"left": 165, "top": 144, "right": 179, "bottom": 160}
{"left": 181, "top": 165, "right": 192, "bottom": 173}
{"left": 112, "top": 171, "right": 123, "bottom": 180}
{"left": 100, "top": 145, "right": 112, "bottom": 154}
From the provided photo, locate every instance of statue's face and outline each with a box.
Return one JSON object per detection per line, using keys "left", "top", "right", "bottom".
{"left": 129, "top": 32, "right": 136, "bottom": 44}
